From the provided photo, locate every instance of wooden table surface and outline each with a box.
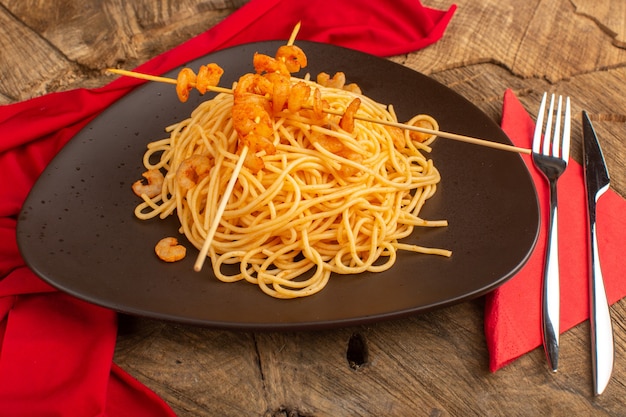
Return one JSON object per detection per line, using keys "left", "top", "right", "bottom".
{"left": 3, "top": 0, "right": 626, "bottom": 415}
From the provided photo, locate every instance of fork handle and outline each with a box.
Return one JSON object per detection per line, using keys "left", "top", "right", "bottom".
{"left": 587, "top": 200, "right": 614, "bottom": 395}
{"left": 542, "top": 181, "right": 560, "bottom": 372}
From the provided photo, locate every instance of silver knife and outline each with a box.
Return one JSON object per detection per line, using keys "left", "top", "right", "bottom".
{"left": 582, "top": 111, "right": 614, "bottom": 395}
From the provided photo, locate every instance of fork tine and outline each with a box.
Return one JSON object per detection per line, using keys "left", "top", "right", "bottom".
{"left": 542, "top": 94, "right": 556, "bottom": 155}
{"left": 561, "top": 97, "right": 571, "bottom": 163}
{"left": 552, "top": 96, "right": 563, "bottom": 157}
{"left": 532, "top": 92, "right": 548, "bottom": 154}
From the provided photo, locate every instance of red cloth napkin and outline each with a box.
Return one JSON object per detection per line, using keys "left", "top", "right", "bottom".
{"left": 484, "top": 89, "right": 626, "bottom": 372}
{"left": 0, "top": 0, "right": 456, "bottom": 414}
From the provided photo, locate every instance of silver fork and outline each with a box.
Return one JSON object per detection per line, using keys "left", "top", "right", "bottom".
{"left": 531, "top": 92, "right": 571, "bottom": 372}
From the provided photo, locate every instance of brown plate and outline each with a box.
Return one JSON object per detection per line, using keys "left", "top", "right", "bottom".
{"left": 17, "top": 41, "right": 539, "bottom": 330}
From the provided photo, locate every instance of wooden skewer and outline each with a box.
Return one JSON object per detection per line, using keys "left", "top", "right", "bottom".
{"left": 106, "top": 68, "right": 530, "bottom": 155}
{"left": 321, "top": 107, "right": 531, "bottom": 154}
{"left": 106, "top": 68, "right": 234, "bottom": 95}
{"left": 194, "top": 145, "right": 249, "bottom": 272}
{"left": 287, "top": 21, "right": 301, "bottom": 46}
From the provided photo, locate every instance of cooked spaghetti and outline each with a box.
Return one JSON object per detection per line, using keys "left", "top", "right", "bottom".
{"left": 133, "top": 75, "right": 449, "bottom": 299}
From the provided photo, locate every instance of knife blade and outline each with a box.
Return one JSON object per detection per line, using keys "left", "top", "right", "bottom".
{"left": 582, "top": 111, "right": 614, "bottom": 396}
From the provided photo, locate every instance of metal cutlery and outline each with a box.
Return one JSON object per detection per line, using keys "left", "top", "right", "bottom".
{"left": 531, "top": 92, "right": 571, "bottom": 372}
{"left": 582, "top": 111, "right": 614, "bottom": 395}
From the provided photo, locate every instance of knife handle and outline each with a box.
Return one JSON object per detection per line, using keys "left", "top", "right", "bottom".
{"left": 588, "top": 216, "right": 614, "bottom": 395}
{"left": 541, "top": 181, "right": 560, "bottom": 372}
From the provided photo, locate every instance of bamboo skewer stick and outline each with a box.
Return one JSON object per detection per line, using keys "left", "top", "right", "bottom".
{"left": 287, "top": 21, "right": 301, "bottom": 46}
{"left": 321, "top": 108, "right": 530, "bottom": 154}
{"left": 193, "top": 145, "right": 249, "bottom": 272}
{"left": 105, "top": 68, "right": 530, "bottom": 155}
{"left": 106, "top": 68, "right": 234, "bottom": 95}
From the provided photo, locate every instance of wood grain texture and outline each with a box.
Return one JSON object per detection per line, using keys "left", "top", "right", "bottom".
{"left": 0, "top": 0, "right": 247, "bottom": 102}
{"left": 403, "top": 0, "right": 626, "bottom": 82}
{"left": 572, "top": 0, "right": 626, "bottom": 48}
{"left": 4, "top": 0, "right": 626, "bottom": 415}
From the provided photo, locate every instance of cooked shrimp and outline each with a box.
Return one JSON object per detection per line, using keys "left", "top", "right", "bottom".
{"left": 234, "top": 73, "right": 274, "bottom": 98}
{"left": 311, "top": 131, "right": 344, "bottom": 153}
{"left": 132, "top": 169, "right": 164, "bottom": 198}
{"left": 232, "top": 98, "right": 274, "bottom": 173}
{"left": 343, "top": 83, "right": 362, "bottom": 95}
{"left": 253, "top": 53, "right": 290, "bottom": 76}
{"left": 337, "top": 148, "right": 363, "bottom": 177}
{"left": 264, "top": 72, "right": 290, "bottom": 114}
{"left": 236, "top": 129, "right": 276, "bottom": 173}
{"left": 310, "top": 132, "right": 363, "bottom": 177}
{"left": 386, "top": 126, "right": 406, "bottom": 150}
{"left": 195, "top": 63, "right": 224, "bottom": 94}
{"left": 232, "top": 95, "right": 274, "bottom": 138}
{"left": 275, "top": 45, "right": 308, "bottom": 73}
{"left": 176, "top": 155, "right": 213, "bottom": 193}
{"left": 233, "top": 74, "right": 273, "bottom": 138}
{"left": 317, "top": 72, "right": 346, "bottom": 90}
{"left": 155, "top": 237, "right": 186, "bottom": 262}
{"left": 176, "top": 68, "right": 196, "bottom": 102}
{"left": 408, "top": 116, "right": 438, "bottom": 143}
{"left": 287, "top": 81, "right": 311, "bottom": 113}
{"left": 238, "top": 131, "right": 275, "bottom": 156}
{"left": 239, "top": 143, "right": 265, "bottom": 173}
{"left": 232, "top": 72, "right": 278, "bottom": 173}
{"left": 339, "top": 98, "right": 361, "bottom": 133}
{"left": 310, "top": 88, "right": 330, "bottom": 123}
